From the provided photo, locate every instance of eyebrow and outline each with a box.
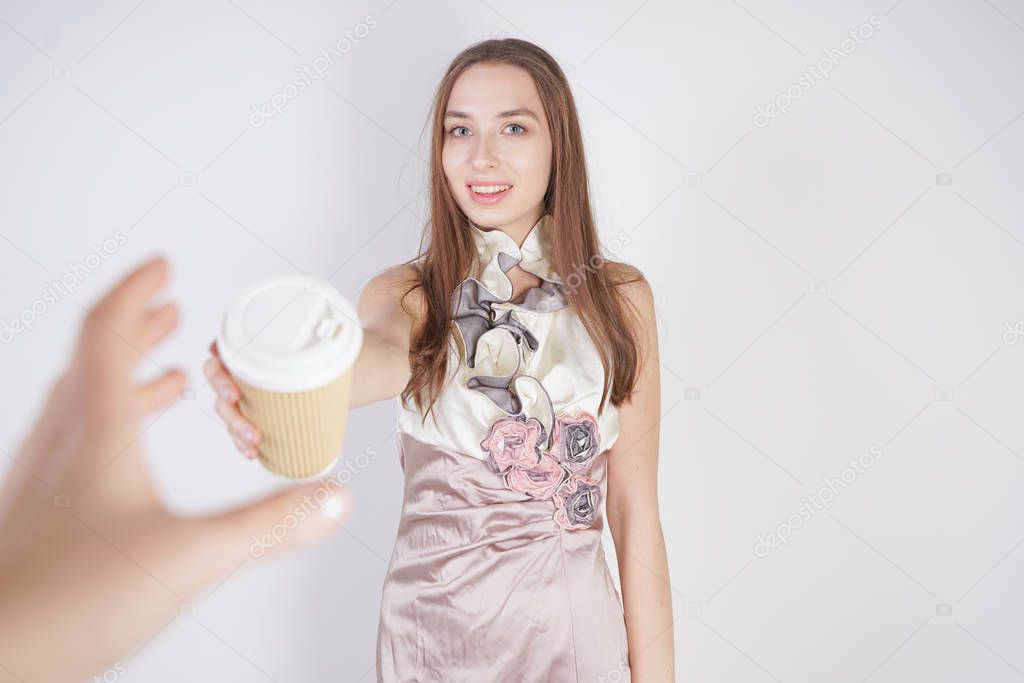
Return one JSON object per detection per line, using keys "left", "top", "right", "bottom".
{"left": 444, "top": 107, "right": 540, "bottom": 121}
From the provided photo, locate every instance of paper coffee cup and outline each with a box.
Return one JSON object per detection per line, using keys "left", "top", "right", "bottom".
{"left": 216, "top": 275, "right": 363, "bottom": 479}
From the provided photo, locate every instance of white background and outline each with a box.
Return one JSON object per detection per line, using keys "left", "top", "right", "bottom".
{"left": 1, "top": 1, "right": 1023, "bottom": 681}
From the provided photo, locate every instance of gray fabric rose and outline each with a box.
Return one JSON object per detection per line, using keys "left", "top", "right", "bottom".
{"left": 552, "top": 412, "right": 601, "bottom": 474}
{"left": 553, "top": 475, "right": 600, "bottom": 530}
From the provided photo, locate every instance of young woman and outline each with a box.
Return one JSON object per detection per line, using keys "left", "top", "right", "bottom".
{"left": 205, "top": 38, "right": 674, "bottom": 681}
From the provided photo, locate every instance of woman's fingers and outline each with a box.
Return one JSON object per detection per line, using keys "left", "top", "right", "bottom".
{"left": 202, "top": 354, "right": 221, "bottom": 382}
{"left": 213, "top": 398, "right": 261, "bottom": 455}
{"left": 205, "top": 344, "right": 259, "bottom": 459}
{"left": 228, "top": 429, "right": 258, "bottom": 460}
{"left": 202, "top": 355, "right": 238, "bottom": 403}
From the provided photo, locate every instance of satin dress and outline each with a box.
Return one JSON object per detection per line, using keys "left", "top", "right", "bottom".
{"left": 376, "top": 214, "right": 631, "bottom": 682}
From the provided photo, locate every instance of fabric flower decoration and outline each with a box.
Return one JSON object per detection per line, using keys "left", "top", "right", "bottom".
{"left": 504, "top": 453, "right": 566, "bottom": 499}
{"left": 551, "top": 411, "right": 601, "bottom": 475}
{"left": 553, "top": 475, "right": 601, "bottom": 530}
{"left": 481, "top": 410, "right": 606, "bottom": 531}
{"left": 480, "top": 415, "right": 546, "bottom": 472}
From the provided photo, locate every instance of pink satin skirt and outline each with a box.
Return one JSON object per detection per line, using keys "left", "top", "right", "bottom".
{"left": 376, "top": 432, "right": 631, "bottom": 682}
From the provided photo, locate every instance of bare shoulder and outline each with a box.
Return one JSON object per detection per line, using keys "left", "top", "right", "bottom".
{"left": 605, "top": 262, "right": 660, "bottom": 395}
{"left": 604, "top": 260, "right": 652, "bottom": 306}
{"left": 363, "top": 263, "right": 423, "bottom": 301}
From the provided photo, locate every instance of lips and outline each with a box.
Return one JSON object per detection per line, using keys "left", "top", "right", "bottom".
{"left": 467, "top": 180, "right": 512, "bottom": 187}
{"left": 468, "top": 183, "right": 513, "bottom": 205}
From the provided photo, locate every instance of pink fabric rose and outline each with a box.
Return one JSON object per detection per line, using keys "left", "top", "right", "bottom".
{"left": 553, "top": 474, "right": 600, "bottom": 530}
{"left": 551, "top": 411, "right": 601, "bottom": 475}
{"left": 482, "top": 411, "right": 604, "bottom": 530}
{"left": 504, "top": 453, "right": 567, "bottom": 499}
{"left": 480, "top": 415, "right": 544, "bottom": 472}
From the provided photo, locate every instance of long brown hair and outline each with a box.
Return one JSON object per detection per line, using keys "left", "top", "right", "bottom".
{"left": 398, "top": 38, "right": 645, "bottom": 425}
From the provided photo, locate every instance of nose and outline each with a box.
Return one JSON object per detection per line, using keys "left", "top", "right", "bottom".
{"left": 470, "top": 133, "right": 498, "bottom": 170}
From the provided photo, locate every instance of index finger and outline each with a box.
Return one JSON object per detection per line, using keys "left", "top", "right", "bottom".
{"left": 92, "top": 255, "right": 170, "bottom": 327}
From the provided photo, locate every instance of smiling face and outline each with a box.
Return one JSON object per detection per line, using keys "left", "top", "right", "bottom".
{"left": 442, "top": 62, "right": 553, "bottom": 235}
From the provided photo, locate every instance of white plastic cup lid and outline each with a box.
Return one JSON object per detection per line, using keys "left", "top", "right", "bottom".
{"left": 216, "top": 275, "right": 363, "bottom": 393}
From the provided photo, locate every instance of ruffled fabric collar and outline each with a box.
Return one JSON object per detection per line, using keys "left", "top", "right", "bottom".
{"left": 462, "top": 216, "right": 607, "bottom": 531}
{"left": 451, "top": 212, "right": 573, "bottom": 459}
{"left": 467, "top": 214, "right": 563, "bottom": 304}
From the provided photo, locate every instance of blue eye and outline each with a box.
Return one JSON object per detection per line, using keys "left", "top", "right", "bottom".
{"left": 448, "top": 123, "right": 527, "bottom": 137}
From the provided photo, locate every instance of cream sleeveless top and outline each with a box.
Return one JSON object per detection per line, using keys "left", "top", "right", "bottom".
{"left": 394, "top": 213, "right": 621, "bottom": 464}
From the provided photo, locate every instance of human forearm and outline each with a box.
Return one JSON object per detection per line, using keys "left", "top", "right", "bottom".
{"left": 346, "top": 327, "right": 411, "bottom": 409}
{"left": 612, "top": 511, "right": 676, "bottom": 681}
{"left": 346, "top": 266, "right": 421, "bottom": 411}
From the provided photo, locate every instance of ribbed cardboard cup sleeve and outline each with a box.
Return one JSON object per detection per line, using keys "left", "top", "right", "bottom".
{"left": 233, "top": 369, "right": 354, "bottom": 479}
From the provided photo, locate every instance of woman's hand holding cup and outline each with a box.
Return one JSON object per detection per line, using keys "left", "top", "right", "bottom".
{"left": 213, "top": 276, "right": 363, "bottom": 480}
{"left": 204, "top": 341, "right": 262, "bottom": 460}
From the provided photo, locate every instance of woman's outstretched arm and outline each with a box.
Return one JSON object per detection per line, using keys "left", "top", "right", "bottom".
{"left": 204, "top": 263, "right": 424, "bottom": 459}
{"left": 348, "top": 264, "right": 425, "bottom": 409}
{"left": 606, "top": 271, "right": 676, "bottom": 681}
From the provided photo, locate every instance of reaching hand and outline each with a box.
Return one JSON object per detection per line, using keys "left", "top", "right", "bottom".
{"left": 0, "top": 255, "right": 350, "bottom": 683}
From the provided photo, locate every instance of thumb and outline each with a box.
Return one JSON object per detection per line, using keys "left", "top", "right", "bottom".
{"left": 207, "top": 480, "right": 352, "bottom": 566}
